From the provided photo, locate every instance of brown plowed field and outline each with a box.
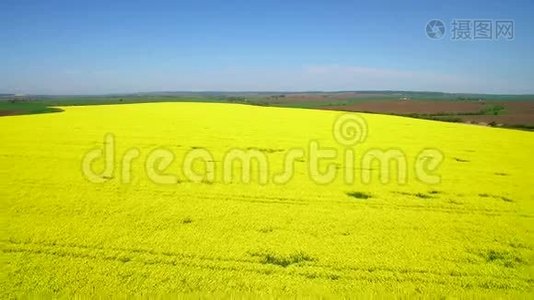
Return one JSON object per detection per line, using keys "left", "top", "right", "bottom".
{"left": 323, "top": 100, "right": 484, "bottom": 114}
{"left": 322, "top": 100, "right": 534, "bottom": 126}
{"left": 0, "top": 110, "right": 20, "bottom": 116}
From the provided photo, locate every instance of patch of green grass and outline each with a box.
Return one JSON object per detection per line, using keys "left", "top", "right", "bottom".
{"left": 252, "top": 251, "right": 315, "bottom": 267}
{"left": 478, "top": 193, "right": 514, "bottom": 202}
{"left": 181, "top": 217, "right": 193, "bottom": 224}
{"left": 347, "top": 191, "right": 372, "bottom": 199}
{"left": 478, "top": 249, "right": 525, "bottom": 268}
{"left": 453, "top": 157, "right": 470, "bottom": 163}
{"left": 0, "top": 101, "right": 63, "bottom": 116}
{"left": 500, "top": 196, "right": 513, "bottom": 203}
{"left": 415, "top": 193, "right": 432, "bottom": 199}
{"left": 480, "top": 105, "right": 505, "bottom": 116}
{"left": 258, "top": 226, "right": 275, "bottom": 233}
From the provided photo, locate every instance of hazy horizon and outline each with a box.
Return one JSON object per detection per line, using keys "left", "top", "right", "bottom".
{"left": 3, "top": 89, "right": 534, "bottom": 97}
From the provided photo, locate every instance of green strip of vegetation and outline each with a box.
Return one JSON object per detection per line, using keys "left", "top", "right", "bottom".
{"left": 0, "top": 101, "right": 63, "bottom": 116}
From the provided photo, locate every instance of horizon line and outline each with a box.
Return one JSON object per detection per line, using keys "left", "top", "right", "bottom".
{"left": 3, "top": 90, "right": 534, "bottom": 97}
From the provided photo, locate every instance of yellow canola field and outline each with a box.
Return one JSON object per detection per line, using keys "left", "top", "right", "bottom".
{"left": 1, "top": 102, "right": 533, "bottom": 296}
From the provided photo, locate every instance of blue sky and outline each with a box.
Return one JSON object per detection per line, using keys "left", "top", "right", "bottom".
{"left": 1, "top": 0, "right": 533, "bottom": 94}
